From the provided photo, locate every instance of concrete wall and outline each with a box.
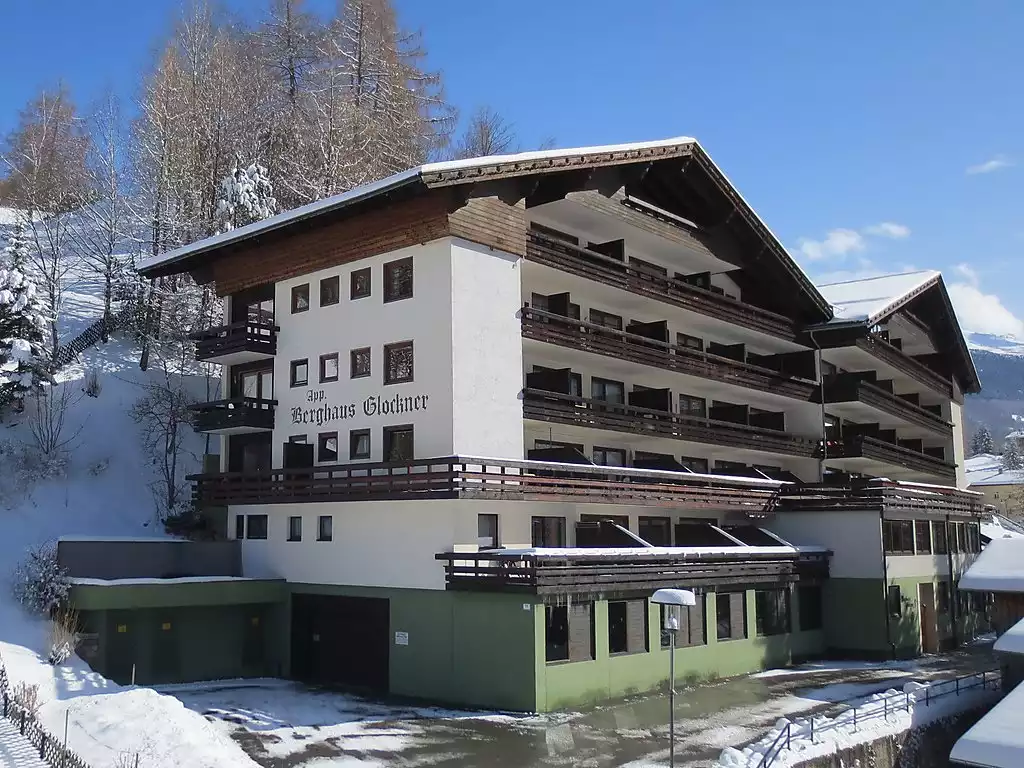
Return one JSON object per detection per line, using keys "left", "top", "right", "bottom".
{"left": 58, "top": 539, "right": 241, "bottom": 580}
{"left": 770, "top": 511, "right": 883, "bottom": 579}
{"left": 951, "top": 385, "right": 966, "bottom": 489}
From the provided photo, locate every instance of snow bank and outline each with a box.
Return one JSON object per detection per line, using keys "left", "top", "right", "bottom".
{"left": 960, "top": 538, "right": 1024, "bottom": 592}
{"left": 951, "top": 678, "right": 1024, "bottom": 768}
{"left": 716, "top": 673, "right": 1000, "bottom": 768}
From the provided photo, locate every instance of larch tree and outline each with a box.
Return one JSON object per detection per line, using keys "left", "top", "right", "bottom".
{"left": 453, "top": 106, "right": 517, "bottom": 159}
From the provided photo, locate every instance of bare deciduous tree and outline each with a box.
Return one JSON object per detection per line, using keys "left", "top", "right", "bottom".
{"left": 454, "top": 106, "right": 517, "bottom": 159}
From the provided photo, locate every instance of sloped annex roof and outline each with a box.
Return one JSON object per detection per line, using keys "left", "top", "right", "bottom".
{"left": 137, "top": 136, "right": 833, "bottom": 321}
{"left": 950, "top": 674, "right": 1024, "bottom": 768}
{"left": 815, "top": 269, "right": 981, "bottom": 394}
{"left": 966, "top": 453, "right": 1024, "bottom": 487}
{"left": 958, "top": 538, "right": 1024, "bottom": 593}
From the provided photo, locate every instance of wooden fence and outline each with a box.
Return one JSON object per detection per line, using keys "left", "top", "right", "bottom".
{"left": 52, "top": 300, "right": 142, "bottom": 371}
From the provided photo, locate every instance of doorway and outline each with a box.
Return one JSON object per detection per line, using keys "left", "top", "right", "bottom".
{"left": 228, "top": 433, "right": 273, "bottom": 473}
{"left": 919, "top": 582, "right": 938, "bottom": 654}
{"left": 291, "top": 594, "right": 390, "bottom": 691}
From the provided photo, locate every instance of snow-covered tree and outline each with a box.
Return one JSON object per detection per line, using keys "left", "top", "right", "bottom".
{"left": 214, "top": 158, "right": 277, "bottom": 233}
{"left": 0, "top": 255, "right": 49, "bottom": 413}
{"left": 3, "top": 221, "right": 32, "bottom": 271}
{"left": 970, "top": 426, "right": 995, "bottom": 456}
{"left": 10, "top": 541, "right": 69, "bottom": 616}
{"left": 1002, "top": 440, "right": 1024, "bottom": 471}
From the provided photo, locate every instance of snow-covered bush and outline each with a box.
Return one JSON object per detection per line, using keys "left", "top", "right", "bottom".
{"left": 214, "top": 158, "right": 277, "bottom": 233}
{"left": 11, "top": 541, "right": 70, "bottom": 616}
{"left": 83, "top": 367, "right": 102, "bottom": 398}
{"left": 12, "top": 681, "right": 42, "bottom": 716}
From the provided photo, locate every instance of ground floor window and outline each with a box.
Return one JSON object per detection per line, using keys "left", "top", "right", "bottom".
{"left": 607, "top": 599, "right": 648, "bottom": 655}
{"left": 755, "top": 589, "right": 791, "bottom": 636}
{"left": 716, "top": 591, "right": 746, "bottom": 641}
{"left": 887, "top": 585, "right": 902, "bottom": 618}
{"left": 287, "top": 516, "right": 302, "bottom": 542}
{"left": 915, "top": 520, "right": 932, "bottom": 554}
{"left": 797, "top": 586, "right": 823, "bottom": 631}
{"left": 317, "top": 515, "right": 333, "bottom": 542}
{"left": 246, "top": 514, "right": 268, "bottom": 540}
{"left": 661, "top": 595, "right": 706, "bottom": 648}
{"left": 235, "top": 514, "right": 245, "bottom": 539}
{"left": 545, "top": 606, "right": 569, "bottom": 662}
{"left": 545, "top": 602, "right": 595, "bottom": 663}
{"left": 883, "top": 520, "right": 914, "bottom": 555}
{"left": 532, "top": 516, "right": 565, "bottom": 547}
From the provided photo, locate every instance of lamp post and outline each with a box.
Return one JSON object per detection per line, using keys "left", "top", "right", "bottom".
{"left": 652, "top": 588, "right": 695, "bottom": 768}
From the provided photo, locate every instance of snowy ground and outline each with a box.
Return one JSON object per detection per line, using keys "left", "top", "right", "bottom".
{"left": 0, "top": 718, "right": 48, "bottom": 768}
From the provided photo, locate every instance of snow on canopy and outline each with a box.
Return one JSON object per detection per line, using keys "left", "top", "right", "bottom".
{"left": 993, "top": 617, "right": 1024, "bottom": 656}
{"left": 214, "top": 159, "right": 277, "bottom": 234}
{"left": 950, "top": 679, "right": 1024, "bottom": 768}
{"left": 959, "top": 538, "right": 1024, "bottom": 593}
{"left": 817, "top": 270, "right": 940, "bottom": 325}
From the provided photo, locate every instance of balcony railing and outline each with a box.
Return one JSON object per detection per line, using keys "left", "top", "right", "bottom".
{"left": 523, "top": 388, "right": 820, "bottom": 458}
{"left": 779, "top": 479, "right": 984, "bottom": 517}
{"left": 522, "top": 307, "right": 817, "bottom": 401}
{"left": 190, "top": 321, "right": 278, "bottom": 363}
{"left": 189, "top": 455, "right": 784, "bottom": 512}
{"left": 856, "top": 335, "right": 953, "bottom": 399}
{"left": 825, "top": 434, "right": 957, "bottom": 483}
{"left": 191, "top": 397, "right": 276, "bottom": 433}
{"left": 821, "top": 375, "right": 952, "bottom": 437}
{"left": 525, "top": 231, "right": 797, "bottom": 340}
{"left": 436, "top": 548, "right": 830, "bottom": 596}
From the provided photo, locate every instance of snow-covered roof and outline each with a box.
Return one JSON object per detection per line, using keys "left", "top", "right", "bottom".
{"left": 476, "top": 544, "right": 829, "bottom": 560}
{"left": 69, "top": 576, "right": 264, "bottom": 587}
{"left": 817, "top": 270, "right": 941, "bottom": 326}
{"left": 950, "top": 678, "right": 1024, "bottom": 767}
{"left": 981, "top": 515, "right": 1024, "bottom": 542}
{"left": 966, "top": 454, "right": 1024, "bottom": 487}
{"left": 993, "top": 617, "right": 1024, "bottom": 655}
{"left": 959, "top": 539, "right": 1024, "bottom": 592}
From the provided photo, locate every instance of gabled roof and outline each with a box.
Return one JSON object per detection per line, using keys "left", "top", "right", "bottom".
{"left": 959, "top": 538, "right": 1024, "bottom": 592}
{"left": 966, "top": 453, "right": 1024, "bottom": 487}
{"left": 137, "top": 136, "right": 833, "bottom": 321}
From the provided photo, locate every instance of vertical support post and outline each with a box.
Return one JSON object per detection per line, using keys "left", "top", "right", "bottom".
{"left": 853, "top": 705, "right": 857, "bottom": 732}
{"left": 64, "top": 707, "right": 69, "bottom": 749}
{"left": 131, "top": 664, "right": 136, "bottom": 686}
{"left": 884, "top": 696, "right": 888, "bottom": 721}
{"left": 809, "top": 716, "right": 814, "bottom": 744}
{"left": 669, "top": 629, "right": 676, "bottom": 768}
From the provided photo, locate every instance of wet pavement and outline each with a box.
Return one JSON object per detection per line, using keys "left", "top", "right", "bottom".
{"left": 178, "top": 641, "right": 997, "bottom": 768}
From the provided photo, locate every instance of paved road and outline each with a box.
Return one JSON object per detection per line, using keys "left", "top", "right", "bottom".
{"left": 0, "top": 718, "right": 48, "bottom": 768}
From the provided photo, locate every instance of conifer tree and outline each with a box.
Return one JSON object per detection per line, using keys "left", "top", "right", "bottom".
{"left": 1002, "top": 440, "right": 1024, "bottom": 471}
{"left": 214, "top": 158, "right": 277, "bottom": 233}
{"left": 0, "top": 236, "right": 49, "bottom": 412}
{"left": 970, "top": 425, "right": 995, "bottom": 456}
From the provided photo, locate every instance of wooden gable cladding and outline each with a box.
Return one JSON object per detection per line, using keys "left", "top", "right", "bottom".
{"left": 207, "top": 193, "right": 451, "bottom": 296}
{"left": 448, "top": 195, "right": 527, "bottom": 256}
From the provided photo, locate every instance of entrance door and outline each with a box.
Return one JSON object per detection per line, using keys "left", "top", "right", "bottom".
{"left": 106, "top": 613, "right": 135, "bottom": 684}
{"left": 919, "top": 582, "right": 938, "bottom": 654}
{"left": 228, "top": 433, "right": 273, "bottom": 472}
{"left": 290, "top": 595, "right": 390, "bottom": 691}
{"left": 152, "top": 616, "right": 181, "bottom": 683}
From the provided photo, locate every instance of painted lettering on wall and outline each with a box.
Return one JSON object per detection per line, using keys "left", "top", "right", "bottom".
{"left": 291, "top": 393, "right": 429, "bottom": 426}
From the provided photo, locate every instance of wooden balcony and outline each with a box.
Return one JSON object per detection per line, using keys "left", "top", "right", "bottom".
{"left": 190, "top": 321, "right": 278, "bottom": 365}
{"left": 779, "top": 480, "right": 984, "bottom": 518}
{"left": 525, "top": 231, "right": 798, "bottom": 341}
{"left": 523, "top": 388, "right": 820, "bottom": 458}
{"left": 191, "top": 397, "right": 276, "bottom": 434}
{"left": 522, "top": 306, "right": 817, "bottom": 401}
{"left": 856, "top": 335, "right": 953, "bottom": 399}
{"left": 436, "top": 548, "right": 829, "bottom": 597}
{"left": 190, "top": 455, "right": 785, "bottom": 513}
{"left": 825, "top": 434, "right": 957, "bottom": 483}
{"left": 821, "top": 374, "right": 952, "bottom": 437}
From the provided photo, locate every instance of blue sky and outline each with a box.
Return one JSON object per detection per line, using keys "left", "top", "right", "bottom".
{"left": 2, "top": 0, "right": 1022, "bottom": 337}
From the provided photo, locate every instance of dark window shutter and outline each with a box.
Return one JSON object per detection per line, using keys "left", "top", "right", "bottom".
{"left": 730, "top": 593, "right": 747, "bottom": 640}
{"left": 677, "top": 603, "right": 691, "bottom": 646}
{"left": 626, "top": 600, "right": 648, "bottom": 653}
{"left": 568, "top": 603, "right": 593, "bottom": 661}
{"left": 689, "top": 598, "right": 706, "bottom": 645}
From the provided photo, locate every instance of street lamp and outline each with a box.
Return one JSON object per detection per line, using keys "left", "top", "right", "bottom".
{"left": 652, "top": 588, "right": 696, "bottom": 768}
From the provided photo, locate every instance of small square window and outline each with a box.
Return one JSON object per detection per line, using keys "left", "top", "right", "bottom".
{"left": 351, "top": 347, "right": 371, "bottom": 379}
{"left": 290, "top": 359, "right": 308, "bottom": 387}
{"left": 351, "top": 268, "right": 371, "bottom": 299}
{"left": 291, "top": 283, "right": 310, "bottom": 313}
{"left": 246, "top": 514, "right": 268, "bottom": 540}
{"left": 320, "top": 276, "right": 340, "bottom": 307}
{"left": 383, "top": 424, "right": 414, "bottom": 462}
{"left": 319, "top": 353, "right": 339, "bottom": 383}
{"left": 384, "top": 341, "right": 414, "bottom": 384}
{"left": 287, "top": 516, "right": 302, "bottom": 542}
{"left": 318, "top": 515, "right": 333, "bottom": 542}
{"left": 384, "top": 257, "right": 413, "bottom": 302}
{"left": 318, "top": 432, "right": 338, "bottom": 463}
{"left": 350, "top": 429, "right": 371, "bottom": 459}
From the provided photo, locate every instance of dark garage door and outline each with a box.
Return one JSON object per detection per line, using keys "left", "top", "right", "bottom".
{"left": 291, "top": 594, "right": 390, "bottom": 691}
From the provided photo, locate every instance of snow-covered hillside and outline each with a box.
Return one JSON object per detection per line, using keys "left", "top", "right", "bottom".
{"left": 966, "top": 332, "right": 1024, "bottom": 357}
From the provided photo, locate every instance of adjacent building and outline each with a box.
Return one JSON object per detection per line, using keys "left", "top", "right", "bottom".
{"left": 95, "top": 137, "right": 988, "bottom": 710}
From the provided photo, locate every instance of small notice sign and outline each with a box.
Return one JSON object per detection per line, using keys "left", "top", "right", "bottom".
{"left": 395, "top": 631, "right": 409, "bottom": 646}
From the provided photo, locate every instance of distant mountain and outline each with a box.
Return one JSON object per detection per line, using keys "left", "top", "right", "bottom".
{"left": 966, "top": 332, "right": 1024, "bottom": 357}
{"left": 964, "top": 332, "right": 1024, "bottom": 442}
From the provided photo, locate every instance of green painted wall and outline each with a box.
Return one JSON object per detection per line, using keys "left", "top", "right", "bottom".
{"left": 536, "top": 590, "right": 825, "bottom": 711}
{"left": 70, "top": 579, "right": 286, "bottom": 611}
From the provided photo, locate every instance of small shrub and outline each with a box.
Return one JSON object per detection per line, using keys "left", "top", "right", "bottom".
{"left": 11, "top": 542, "right": 70, "bottom": 616}
{"left": 114, "top": 752, "right": 140, "bottom": 768}
{"left": 48, "top": 603, "right": 80, "bottom": 665}
{"left": 88, "top": 458, "right": 110, "bottom": 476}
{"left": 83, "top": 369, "right": 102, "bottom": 398}
{"left": 12, "top": 681, "right": 42, "bottom": 716}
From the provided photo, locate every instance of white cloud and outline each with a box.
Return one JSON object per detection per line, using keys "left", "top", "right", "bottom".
{"left": 948, "top": 280, "right": 1024, "bottom": 337}
{"left": 864, "top": 222, "right": 911, "bottom": 239}
{"left": 797, "top": 228, "right": 865, "bottom": 261}
{"left": 954, "top": 262, "right": 979, "bottom": 285}
{"left": 966, "top": 155, "right": 1013, "bottom": 175}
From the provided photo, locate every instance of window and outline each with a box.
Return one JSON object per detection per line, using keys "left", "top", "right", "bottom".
{"left": 677, "top": 332, "right": 704, "bottom": 352}
{"left": 608, "top": 600, "right": 649, "bottom": 655}
{"left": 608, "top": 601, "right": 629, "bottom": 654}
{"left": 317, "top": 432, "right": 338, "bottom": 463}
{"left": 532, "top": 516, "right": 566, "bottom": 547}
{"left": 349, "top": 429, "right": 371, "bottom": 460}
{"left": 350, "top": 267, "right": 371, "bottom": 299}
{"left": 883, "top": 520, "right": 915, "bottom": 555}
{"left": 798, "top": 586, "right": 823, "bottom": 631}
{"left": 717, "top": 592, "right": 746, "bottom": 641}
{"left": 968, "top": 522, "right": 982, "bottom": 553}
{"left": 887, "top": 585, "right": 902, "bottom": 618}
{"left": 915, "top": 520, "right": 932, "bottom": 554}
{"left": 478, "top": 513, "right": 499, "bottom": 549}
{"left": 593, "top": 446, "right": 626, "bottom": 466}
{"left": 936, "top": 581, "right": 950, "bottom": 614}
{"left": 530, "top": 292, "right": 580, "bottom": 319}
{"left": 680, "top": 456, "right": 710, "bottom": 474}
{"left": 383, "top": 425, "right": 414, "bottom": 462}
{"left": 290, "top": 359, "right": 308, "bottom": 387}
{"left": 349, "top": 347, "right": 371, "bottom": 379}
{"left": 317, "top": 515, "right": 333, "bottom": 542}
{"left": 384, "top": 341, "right": 414, "bottom": 384}
{"left": 639, "top": 516, "right": 671, "bottom": 546}
{"left": 383, "top": 257, "right": 413, "bottom": 302}
{"left": 291, "top": 283, "right": 310, "bottom": 313}
{"left": 933, "top": 521, "right": 948, "bottom": 554}
{"left": 661, "top": 596, "right": 706, "bottom": 648}
{"left": 545, "top": 605, "right": 569, "bottom": 662}
{"left": 755, "top": 589, "right": 791, "bottom": 637}
{"left": 630, "top": 256, "right": 667, "bottom": 277}
{"left": 953, "top": 522, "right": 965, "bottom": 553}
{"left": 235, "top": 514, "right": 245, "bottom": 540}
{"left": 589, "top": 308, "right": 623, "bottom": 330}
{"left": 287, "top": 516, "right": 302, "bottom": 542}
{"left": 319, "top": 276, "right": 340, "bottom": 307}
{"left": 246, "top": 514, "right": 268, "bottom": 540}
{"left": 319, "top": 353, "right": 339, "bottom": 383}
{"left": 679, "top": 394, "right": 707, "bottom": 418}
{"left": 289, "top": 434, "right": 307, "bottom": 443}
{"left": 591, "top": 377, "right": 625, "bottom": 404}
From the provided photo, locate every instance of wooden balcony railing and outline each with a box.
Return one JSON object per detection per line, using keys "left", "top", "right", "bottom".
{"left": 523, "top": 388, "right": 820, "bottom": 458}
{"left": 821, "top": 375, "right": 952, "bottom": 437}
{"left": 190, "top": 320, "right": 278, "bottom": 362}
{"left": 522, "top": 307, "right": 817, "bottom": 401}
{"left": 856, "top": 335, "right": 953, "bottom": 399}
{"left": 825, "top": 434, "right": 957, "bottom": 483}
{"left": 779, "top": 480, "right": 984, "bottom": 517}
{"left": 191, "top": 397, "right": 276, "bottom": 433}
{"left": 525, "top": 231, "right": 798, "bottom": 340}
{"left": 189, "top": 455, "right": 784, "bottom": 512}
{"left": 436, "top": 548, "right": 830, "bottom": 596}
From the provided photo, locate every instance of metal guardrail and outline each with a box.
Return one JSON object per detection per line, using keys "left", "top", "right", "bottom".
{"left": 754, "top": 668, "right": 1001, "bottom": 768}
